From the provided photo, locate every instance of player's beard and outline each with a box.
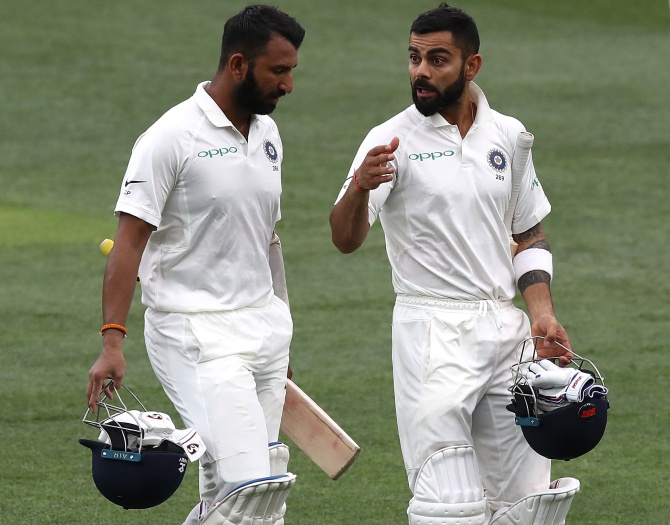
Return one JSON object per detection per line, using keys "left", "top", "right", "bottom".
{"left": 411, "top": 63, "right": 467, "bottom": 117}
{"left": 234, "top": 63, "right": 286, "bottom": 115}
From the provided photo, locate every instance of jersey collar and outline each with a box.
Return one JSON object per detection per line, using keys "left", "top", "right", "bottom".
{"left": 426, "top": 82, "right": 494, "bottom": 129}
{"left": 193, "top": 81, "right": 258, "bottom": 129}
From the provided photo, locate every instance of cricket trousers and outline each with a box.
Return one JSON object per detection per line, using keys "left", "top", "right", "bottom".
{"left": 143, "top": 295, "right": 293, "bottom": 524}
{"left": 392, "top": 295, "right": 550, "bottom": 517}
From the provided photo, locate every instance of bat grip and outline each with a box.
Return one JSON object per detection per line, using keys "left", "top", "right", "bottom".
{"left": 516, "top": 131, "right": 535, "bottom": 149}
{"left": 505, "top": 131, "right": 535, "bottom": 243}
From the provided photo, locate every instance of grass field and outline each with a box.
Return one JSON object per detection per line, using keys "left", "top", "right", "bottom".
{"left": 1, "top": 1, "right": 668, "bottom": 523}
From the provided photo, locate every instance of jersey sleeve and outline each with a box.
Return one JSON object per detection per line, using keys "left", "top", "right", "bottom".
{"left": 511, "top": 150, "right": 551, "bottom": 234}
{"left": 114, "top": 124, "right": 186, "bottom": 227}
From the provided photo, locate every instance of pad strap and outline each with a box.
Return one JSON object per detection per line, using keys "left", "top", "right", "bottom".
{"left": 268, "top": 442, "right": 289, "bottom": 475}
{"left": 200, "top": 474, "right": 297, "bottom": 525}
{"left": 268, "top": 442, "right": 290, "bottom": 525}
{"left": 490, "top": 477, "right": 580, "bottom": 525}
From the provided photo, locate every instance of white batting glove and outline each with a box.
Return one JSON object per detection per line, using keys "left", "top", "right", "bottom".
{"left": 525, "top": 360, "right": 604, "bottom": 411}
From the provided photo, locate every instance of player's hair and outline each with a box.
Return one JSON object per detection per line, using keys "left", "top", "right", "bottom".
{"left": 218, "top": 5, "right": 306, "bottom": 69}
{"left": 410, "top": 3, "right": 480, "bottom": 59}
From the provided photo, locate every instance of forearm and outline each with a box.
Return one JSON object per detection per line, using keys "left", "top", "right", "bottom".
{"left": 329, "top": 175, "right": 371, "bottom": 253}
{"left": 102, "top": 255, "right": 140, "bottom": 331}
{"left": 519, "top": 278, "right": 554, "bottom": 324}
{"left": 513, "top": 222, "right": 554, "bottom": 322}
{"left": 513, "top": 222, "right": 571, "bottom": 355}
{"left": 101, "top": 213, "right": 154, "bottom": 340}
{"left": 513, "top": 222, "right": 553, "bottom": 312}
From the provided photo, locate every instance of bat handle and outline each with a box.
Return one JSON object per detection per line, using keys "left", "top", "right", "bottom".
{"left": 517, "top": 131, "right": 534, "bottom": 149}
{"left": 505, "top": 131, "right": 535, "bottom": 250}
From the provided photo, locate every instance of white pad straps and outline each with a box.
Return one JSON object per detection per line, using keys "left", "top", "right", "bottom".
{"left": 268, "top": 442, "right": 290, "bottom": 525}
{"left": 200, "top": 474, "right": 297, "bottom": 525}
{"left": 490, "top": 477, "right": 580, "bottom": 525}
{"left": 408, "top": 446, "right": 487, "bottom": 525}
{"left": 268, "top": 442, "right": 289, "bottom": 475}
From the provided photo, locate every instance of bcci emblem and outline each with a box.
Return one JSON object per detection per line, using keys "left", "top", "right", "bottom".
{"left": 263, "top": 139, "right": 279, "bottom": 163}
{"left": 487, "top": 149, "right": 507, "bottom": 173}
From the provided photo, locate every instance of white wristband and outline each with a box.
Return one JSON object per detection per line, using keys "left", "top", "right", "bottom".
{"left": 513, "top": 248, "right": 553, "bottom": 283}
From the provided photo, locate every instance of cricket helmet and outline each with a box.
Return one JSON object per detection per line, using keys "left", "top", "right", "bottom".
{"left": 507, "top": 337, "right": 609, "bottom": 461}
{"left": 80, "top": 383, "right": 192, "bottom": 509}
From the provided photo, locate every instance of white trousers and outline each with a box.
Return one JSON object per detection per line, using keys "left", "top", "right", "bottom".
{"left": 143, "top": 296, "right": 292, "bottom": 524}
{"left": 392, "top": 295, "right": 550, "bottom": 516}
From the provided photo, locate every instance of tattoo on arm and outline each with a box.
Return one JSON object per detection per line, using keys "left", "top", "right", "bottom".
{"left": 518, "top": 270, "right": 551, "bottom": 295}
{"left": 514, "top": 223, "right": 551, "bottom": 251}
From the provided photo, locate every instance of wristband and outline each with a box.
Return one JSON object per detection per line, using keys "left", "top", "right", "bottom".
{"left": 513, "top": 248, "right": 553, "bottom": 283}
{"left": 100, "top": 324, "right": 127, "bottom": 338}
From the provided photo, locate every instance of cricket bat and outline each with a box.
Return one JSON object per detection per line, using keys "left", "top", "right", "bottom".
{"left": 99, "top": 239, "right": 361, "bottom": 479}
{"left": 506, "top": 131, "right": 535, "bottom": 256}
{"left": 281, "top": 379, "right": 360, "bottom": 480}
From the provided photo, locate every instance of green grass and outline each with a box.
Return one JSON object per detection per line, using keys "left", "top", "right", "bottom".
{"left": 1, "top": 0, "right": 668, "bottom": 523}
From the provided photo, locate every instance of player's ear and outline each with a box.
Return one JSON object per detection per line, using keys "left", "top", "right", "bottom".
{"left": 464, "top": 54, "right": 482, "bottom": 81}
{"left": 228, "top": 53, "right": 250, "bottom": 81}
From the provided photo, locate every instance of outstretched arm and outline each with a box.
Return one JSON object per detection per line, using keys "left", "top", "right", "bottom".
{"left": 513, "top": 223, "right": 572, "bottom": 364}
{"left": 330, "top": 137, "right": 399, "bottom": 253}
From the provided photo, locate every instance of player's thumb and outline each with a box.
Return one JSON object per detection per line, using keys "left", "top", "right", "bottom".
{"left": 388, "top": 136, "right": 400, "bottom": 151}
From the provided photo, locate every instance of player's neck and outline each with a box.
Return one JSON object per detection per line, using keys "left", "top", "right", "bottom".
{"left": 439, "top": 89, "right": 476, "bottom": 139}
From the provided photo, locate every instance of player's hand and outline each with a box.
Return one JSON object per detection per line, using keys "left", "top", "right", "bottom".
{"left": 531, "top": 315, "right": 572, "bottom": 366}
{"left": 86, "top": 344, "right": 126, "bottom": 412}
{"left": 354, "top": 136, "right": 399, "bottom": 191}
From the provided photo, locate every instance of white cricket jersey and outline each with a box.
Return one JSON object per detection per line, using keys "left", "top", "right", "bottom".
{"left": 336, "top": 83, "right": 551, "bottom": 301}
{"left": 115, "top": 82, "right": 284, "bottom": 312}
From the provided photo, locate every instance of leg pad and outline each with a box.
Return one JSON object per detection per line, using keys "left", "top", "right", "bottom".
{"left": 408, "top": 446, "right": 487, "bottom": 525}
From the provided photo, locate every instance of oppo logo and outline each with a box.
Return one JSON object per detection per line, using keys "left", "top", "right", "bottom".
{"left": 198, "top": 147, "right": 238, "bottom": 158}
{"left": 408, "top": 150, "right": 455, "bottom": 161}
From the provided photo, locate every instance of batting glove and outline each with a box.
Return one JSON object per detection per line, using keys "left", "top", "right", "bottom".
{"left": 525, "top": 360, "right": 607, "bottom": 412}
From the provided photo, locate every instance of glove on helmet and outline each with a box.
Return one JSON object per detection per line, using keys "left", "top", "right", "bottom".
{"left": 507, "top": 337, "right": 609, "bottom": 461}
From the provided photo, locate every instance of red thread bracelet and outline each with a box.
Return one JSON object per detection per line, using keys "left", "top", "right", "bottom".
{"left": 352, "top": 170, "right": 369, "bottom": 192}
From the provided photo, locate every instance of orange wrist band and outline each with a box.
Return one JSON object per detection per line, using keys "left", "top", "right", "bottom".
{"left": 100, "top": 324, "right": 127, "bottom": 338}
